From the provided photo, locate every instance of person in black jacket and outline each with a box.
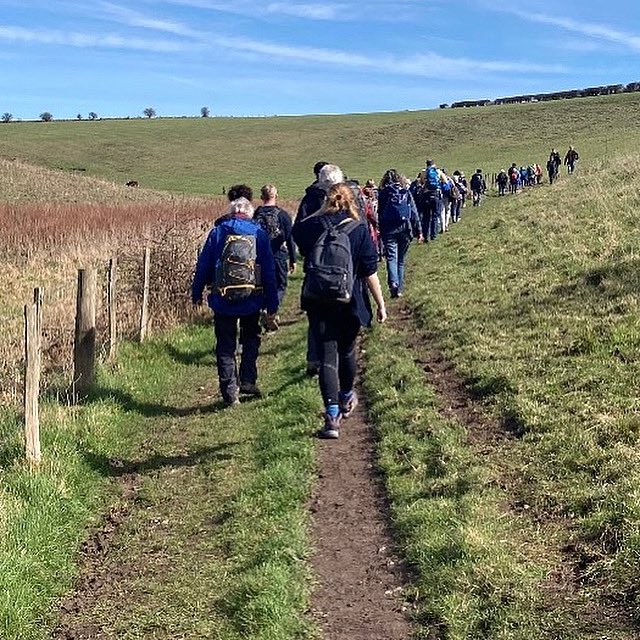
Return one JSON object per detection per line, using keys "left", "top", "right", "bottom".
{"left": 254, "top": 184, "right": 296, "bottom": 306}
{"left": 295, "top": 163, "right": 344, "bottom": 376}
{"left": 293, "top": 183, "right": 387, "bottom": 439}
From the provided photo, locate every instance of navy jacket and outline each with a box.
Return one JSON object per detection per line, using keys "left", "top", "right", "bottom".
{"left": 377, "top": 186, "right": 421, "bottom": 239}
{"left": 192, "top": 216, "right": 279, "bottom": 316}
{"left": 295, "top": 182, "right": 327, "bottom": 224}
{"left": 292, "top": 211, "right": 378, "bottom": 327}
{"left": 253, "top": 205, "right": 297, "bottom": 265}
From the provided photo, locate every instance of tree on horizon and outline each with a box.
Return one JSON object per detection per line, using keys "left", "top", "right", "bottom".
{"left": 40, "top": 112, "right": 53, "bottom": 122}
{"left": 201, "top": 106, "right": 210, "bottom": 117}
{"left": 1, "top": 112, "right": 13, "bottom": 123}
{"left": 89, "top": 111, "right": 98, "bottom": 120}
{"left": 143, "top": 107, "right": 156, "bottom": 118}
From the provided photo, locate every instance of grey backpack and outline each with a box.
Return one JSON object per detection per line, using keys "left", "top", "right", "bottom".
{"left": 302, "top": 218, "right": 357, "bottom": 305}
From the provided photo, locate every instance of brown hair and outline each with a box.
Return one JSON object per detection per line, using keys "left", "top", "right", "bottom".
{"left": 320, "top": 183, "right": 360, "bottom": 221}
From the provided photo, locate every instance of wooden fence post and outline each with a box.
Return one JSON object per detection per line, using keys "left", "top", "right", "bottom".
{"left": 108, "top": 257, "right": 117, "bottom": 360}
{"left": 139, "top": 247, "right": 151, "bottom": 342}
{"left": 74, "top": 268, "right": 97, "bottom": 399}
{"left": 24, "top": 287, "right": 43, "bottom": 466}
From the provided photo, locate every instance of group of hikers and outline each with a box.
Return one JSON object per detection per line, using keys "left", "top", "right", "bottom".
{"left": 191, "top": 147, "right": 579, "bottom": 439}
{"left": 495, "top": 145, "right": 580, "bottom": 195}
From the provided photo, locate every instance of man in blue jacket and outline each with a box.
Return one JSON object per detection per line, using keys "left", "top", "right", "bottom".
{"left": 192, "top": 197, "right": 279, "bottom": 406}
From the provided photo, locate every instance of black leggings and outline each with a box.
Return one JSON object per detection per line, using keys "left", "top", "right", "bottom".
{"left": 308, "top": 311, "right": 360, "bottom": 406}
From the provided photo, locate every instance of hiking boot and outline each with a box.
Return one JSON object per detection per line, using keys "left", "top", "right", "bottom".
{"left": 239, "top": 382, "right": 262, "bottom": 397}
{"left": 306, "top": 362, "right": 319, "bottom": 377}
{"left": 224, "top": 393, "right": 240, "bottom": 407}
{"left": 339, "top": 391, "right": 359, "bottom": 419}
{"left": 319, "top": 413, "right": 341, "bottom": 439}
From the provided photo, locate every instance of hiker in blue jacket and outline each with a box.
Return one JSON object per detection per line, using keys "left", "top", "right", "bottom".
{"left": 192, "top": 197, "right": 279, "bottom": 406}
{"left": 377, "top": 169, "right": 423, "bottom": 299}
{"left": 292, "top": 183, "right": 387, "bottom": 439}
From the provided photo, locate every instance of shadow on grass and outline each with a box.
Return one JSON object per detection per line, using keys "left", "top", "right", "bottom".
{"left": 88, "top": 387, "right": 227, "bottom": 419}
{"left": 163, "top": 344, "right": 213, "bottom": 366}
{"left": 82, "top": 441, "right": 241, "bottom": 477}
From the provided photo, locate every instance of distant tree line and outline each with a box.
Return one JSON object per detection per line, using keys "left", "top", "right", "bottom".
{"left": 444, "top": 82, "right": 640, "bottom": 109}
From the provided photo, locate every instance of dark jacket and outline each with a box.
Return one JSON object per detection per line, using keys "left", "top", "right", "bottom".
{"left": 253, "top": 205, "right": 297, "bottom": 266}
{"left": 295, "top": 182, "right": 327, "bottom": 224}
{"left": 377, "top": 185, "right": 421, "bottom": 239}
{"left": 192, "top": 216, "right": 278, "bottom": 316}
{"left": 292, "top": 211, "right": 378, "bottom": 327}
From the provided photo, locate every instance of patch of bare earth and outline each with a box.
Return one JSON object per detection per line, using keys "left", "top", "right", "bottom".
{"left": 392, "top": 303, "right": 636, "bottom": 637}
{"left": 309, "top": 376, "right": 413, "bottom": 640}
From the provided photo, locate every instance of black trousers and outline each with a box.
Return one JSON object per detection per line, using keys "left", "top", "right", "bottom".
{"left": 213, "top": 312, "right": 260, "bottom": 402}
{"left": 308, "top": 311, "right": 360, "bottom": 407}
{"left": 275, "top": 253, "right": 289, "bottom": 304}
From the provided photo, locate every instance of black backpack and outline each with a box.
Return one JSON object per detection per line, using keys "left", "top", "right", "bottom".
{"left": 470, "top": 174, "right": 483, "bottom": 190}
{"left": 254, "top": 206, "right": 283, "bottom": 244}
{"left": 380, "top": 184, "right": 412, "bottom": 227}
{"left": 215, "top": 232, "right": 257, "bottom": 301}
{"left": 302, "top": 217, "right": 357, "bottom": 305}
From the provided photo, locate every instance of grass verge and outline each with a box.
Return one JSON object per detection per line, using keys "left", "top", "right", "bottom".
{"left": 1, "top": 304, "right": 321, "bottom": 639}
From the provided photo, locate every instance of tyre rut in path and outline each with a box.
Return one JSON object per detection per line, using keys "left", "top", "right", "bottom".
{"left": 392, "top": 303, "right": 636, "bottom": 637}
{"left": 309, "top": 374, "right": 413, "bottom": 640}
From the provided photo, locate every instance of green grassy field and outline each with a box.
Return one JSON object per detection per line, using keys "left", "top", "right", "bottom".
{"left": 2, "top": 92, "right": 640, "bottom": 196}
{"left": 2, "top": 93, "right": 640, "bottom": 638}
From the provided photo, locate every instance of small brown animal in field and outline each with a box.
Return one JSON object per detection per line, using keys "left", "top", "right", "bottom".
{"left": 125, "top": 180, "right": 139, "bottom": 187}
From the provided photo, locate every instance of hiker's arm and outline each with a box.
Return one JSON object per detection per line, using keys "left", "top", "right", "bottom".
{"left": 366, "top": 273, "right": 387, "bottom": 323}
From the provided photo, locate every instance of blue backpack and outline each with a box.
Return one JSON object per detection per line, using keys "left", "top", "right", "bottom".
{"left": 426, "top": 166, "right": 440, "bottom": 190}
{"left": 380, "top": 184, "right": 412, "bottom": 227}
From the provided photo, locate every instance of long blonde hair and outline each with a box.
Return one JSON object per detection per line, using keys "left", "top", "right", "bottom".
{"left": 320, "top": 183, "right": 360, "bottom": 221}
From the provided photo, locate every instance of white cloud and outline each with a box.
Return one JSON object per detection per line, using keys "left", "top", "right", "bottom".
{"left": 97, "top": 2, "right": 202, "bottom": 37}
{"left": 266, "top": 3, "right": 345, "bottom": 20}
{"left": 212, "top": 35, "right": 569, "bottom": 78}
{"left": 0, "top": 24, "right": 189, "bottom": 52}
{"left": 479, "top": 1, "right": 640, "bottom": 53}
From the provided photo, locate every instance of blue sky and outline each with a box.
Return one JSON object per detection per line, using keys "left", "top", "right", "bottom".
{"left": 1, "top": 0, "right": 639, "bottom": 119}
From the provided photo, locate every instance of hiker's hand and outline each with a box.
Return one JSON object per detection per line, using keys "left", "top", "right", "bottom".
{"left": 417, "top": 234, "right": 424, "bottom": 244}
{"left": 266, "top": 314, "right": 279, "bottom": 331}
{"left": 289, "top": 263, "right": 297, "bottom": 274}
{"left": 377, "top": 306, "right": 388, "bottom": 324}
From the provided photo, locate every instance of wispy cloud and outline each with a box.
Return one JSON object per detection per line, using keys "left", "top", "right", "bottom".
{"left": 480, "top": 1, "right": 640, "bottom": 53}
{"left": 97, "top": 2, "right": 202, "bottom": 37}
{"left": 0, "top": 24, "right": 189, "bottom": 52}
{"left": 212, "top": 35, "right": 569, "bottom": 77}
{"left": 266, "top": 3, "right": 346, "bottom": 20}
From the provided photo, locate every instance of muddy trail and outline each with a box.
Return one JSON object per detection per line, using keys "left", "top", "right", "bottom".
{"left": 309, "top": 375, "right": 412, "bottom": 640}
{"left": 51, "top": 316, "right": 413, "bottom": 640}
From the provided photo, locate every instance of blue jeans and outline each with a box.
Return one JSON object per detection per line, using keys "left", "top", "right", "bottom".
{"left": 383, "top": 230, "right": 411, "bottom": 295}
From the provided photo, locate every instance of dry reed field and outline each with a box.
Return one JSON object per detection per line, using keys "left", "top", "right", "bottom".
{"left": 0, "top": 159, "right": 301, "bottom": 402}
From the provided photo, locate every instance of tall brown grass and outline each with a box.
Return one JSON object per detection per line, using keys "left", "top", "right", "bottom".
{"left": 0, "top": 194, "right": 300, "bottom": 403}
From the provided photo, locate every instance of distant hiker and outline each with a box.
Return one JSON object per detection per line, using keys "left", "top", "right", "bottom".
{"left": 295, "top": 161, "right": 330, "bottom": 224}
{"left": 470, "top": 169, "right": 486, "bottom": 206}
{"left": 377, "top": 169, "right": 423, "bottom": 298}
{"left": 509, "top": 164, "right": 519, "bottom": 193}
{"left": 292, "top": 183, "right": 387, "bottom": 439}
{"left": 564, "top": 146, "right": 579, "bottom": 174}
{"left": 451, "top": 174, "right": 464, "bottom": 222}
{"left": 534, "top": 163, "right": 543, "bottom": 185}
{"left": 192, "top": 197, "right": 278, "bottom": 406}
{"left": 496, "top": 169, "right": 509, "bottom": 196}
{"left": 547, "top": 157, "right": 558, "bottom": 185}
{"left": 254, "top": 184, "right": 296, "bottom": 306}
{"left": 362, "top": 178, "right": 382, "bottom": 260}
{"left": 548, "top": 149, "right": 561, "bottom": 183}
{"left": 295, "top": 163, "right": 345, "bottom": 376}
{"left": 420, "top": 159, "right": 443, "bottom": 240}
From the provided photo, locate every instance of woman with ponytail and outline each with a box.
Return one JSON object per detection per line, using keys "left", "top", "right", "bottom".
{"left": 293, "top": 183, "right": 387, "bottom": 439}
